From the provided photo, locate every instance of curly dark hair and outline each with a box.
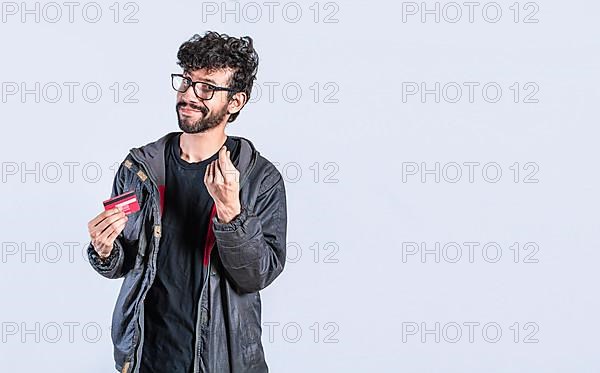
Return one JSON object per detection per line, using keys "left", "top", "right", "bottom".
{"left": 176, "top": 31, "right": 259, "bottom": 123}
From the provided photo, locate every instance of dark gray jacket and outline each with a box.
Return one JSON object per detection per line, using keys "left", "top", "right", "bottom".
{"left": 87, "top": 131, "right": 287, "bottom": 373}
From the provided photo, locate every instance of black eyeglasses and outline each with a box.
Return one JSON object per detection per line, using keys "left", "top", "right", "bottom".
{"left": 171, "top": 73, "right": 236, "bottom": 100}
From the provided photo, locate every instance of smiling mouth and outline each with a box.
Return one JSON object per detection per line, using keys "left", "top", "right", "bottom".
{"left": 179, "top": 106, "right": 204, "bottom": 115}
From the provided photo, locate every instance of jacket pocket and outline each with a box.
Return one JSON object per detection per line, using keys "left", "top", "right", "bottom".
{"left": 240, "top": 294, "right": 264, "bottom": 366}
{"left": 111, "top": 265, "right": 145, "bottom": 367}
{"left": 242, "top": 340, "right": 262, "bottom": 365}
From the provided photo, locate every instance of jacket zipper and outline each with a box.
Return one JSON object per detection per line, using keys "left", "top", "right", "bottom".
{"left": 127, "top": 151, "right": 162, "bottom": 373}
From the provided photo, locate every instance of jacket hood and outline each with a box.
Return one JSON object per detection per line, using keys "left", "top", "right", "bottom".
{"left": 128, "top": 131, "right": 259, "bottom": 190}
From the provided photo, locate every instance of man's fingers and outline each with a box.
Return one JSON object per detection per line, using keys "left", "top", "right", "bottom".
{"left": 88, "top": 207, "right": 120, "bottom": 230}
{"left": 204, "top": 161, "right": 209, "bottom": 184}
{"left": 217, "top": 146, "right": 228, "bottom": 178}
{"left": 97, "top": 223, "right": 122, "bottom": 247}
{"left": 217, "top": 147, "right": 238, "bottom": 184}
{"left": 92, "top": 211, "right": 127, "bottom": 237}
{"left": 212, "top": 161, "right": 220, "bottom": 183}
{"left": 105, "top": 229, "right": 121, "bottom": 245}
{"left": 214, "top": 160, "right": 225, "bottom": 184}
{"left": 107, "top": 220, "right": 127, "bottom": 242}
{"left": 218, "top": 146, "right": 235, "bottom": 169}
{"left": 89, "top": 209, "right": 123, "bottom": 239}
{"left": 206, "top": 161, "right": 213, "bottom": 183}
{"left": 92, "top": 218, "right": 126, "bottom": 256}
{"left": 96, "top": 216, "right": 128, "bottom": 243}
{"left": 226, "top": 149, "right": 235, "bottom": 168}
{"left": 219, "top": 145, "right": 227, "bottom": 162}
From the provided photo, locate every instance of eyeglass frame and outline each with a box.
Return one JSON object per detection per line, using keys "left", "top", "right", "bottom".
{"left": 171, "top": 73, "right": 237, "bottom": 101}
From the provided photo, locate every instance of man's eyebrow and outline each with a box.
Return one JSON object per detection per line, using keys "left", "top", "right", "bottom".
{"left": 199, "top": 77, "right": 217, "bottom": 84}
{"left": 183, "top": 73, "right": 218, "bottom": 85}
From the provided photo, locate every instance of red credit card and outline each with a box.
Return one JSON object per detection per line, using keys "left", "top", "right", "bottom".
{"left": 103, "top": 190, "right": 140, "bottom": 215}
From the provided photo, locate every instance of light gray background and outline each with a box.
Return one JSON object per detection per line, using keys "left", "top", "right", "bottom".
{"left": 1, "top": 0, "right": 599, "bottom": 372}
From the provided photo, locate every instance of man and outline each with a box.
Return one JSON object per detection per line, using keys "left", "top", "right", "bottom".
{"left": 86, "top": 31, "right": 288, "bottom": 373}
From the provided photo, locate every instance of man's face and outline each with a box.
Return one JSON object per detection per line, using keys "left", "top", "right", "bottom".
{"left": 175, "top": 68, "right": 234, "bottom": 134}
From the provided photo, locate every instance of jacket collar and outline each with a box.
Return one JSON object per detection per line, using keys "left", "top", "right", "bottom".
{"left": 129, "top": 131, "right": 259, "bottom": 190}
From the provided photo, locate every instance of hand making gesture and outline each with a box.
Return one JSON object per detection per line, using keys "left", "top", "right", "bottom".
{"left": 204, "top": 145, "right": 242, "bottom": 224}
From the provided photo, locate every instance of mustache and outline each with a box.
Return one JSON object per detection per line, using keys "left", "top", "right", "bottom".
{"left": 177, "top": 101, "right": 207, "bottom": 115}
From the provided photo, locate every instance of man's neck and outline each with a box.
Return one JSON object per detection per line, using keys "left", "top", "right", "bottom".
{"left": 179, "top": 130, "right": 227, "bottom": 163}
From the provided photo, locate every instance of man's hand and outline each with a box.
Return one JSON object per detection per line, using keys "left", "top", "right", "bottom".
{"left": 87, "top": 207, "right": 128, "bottom": 259}
{"left": 204, "top": 145, "right": 242, "bottom": 224}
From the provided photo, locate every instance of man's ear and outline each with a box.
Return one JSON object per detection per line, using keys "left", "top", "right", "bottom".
{"left": 227, "top": 91, "right": 248, "bottom": 115}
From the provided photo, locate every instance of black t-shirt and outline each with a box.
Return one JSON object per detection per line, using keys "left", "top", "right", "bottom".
{"left": 140, "top": 133, "right": 237, "bottom": 373}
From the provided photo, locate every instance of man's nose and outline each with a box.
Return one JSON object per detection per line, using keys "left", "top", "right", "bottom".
{"left": 183, "top": 86, "right": 198, "bottom": 101}
{"left": 180, "top": 90, "right": 202, "bottom": 106}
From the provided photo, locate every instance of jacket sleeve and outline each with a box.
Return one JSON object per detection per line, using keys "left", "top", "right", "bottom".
{"left": 213, "top": 169, "right": 287, "bottom": 294}
{"left": 87, "top": 156, "right": 140, "bottom": 279}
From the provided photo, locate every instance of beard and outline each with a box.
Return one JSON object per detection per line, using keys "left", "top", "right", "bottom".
{"left": 176, "top": 101, "right": 229, "bottom": 134}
